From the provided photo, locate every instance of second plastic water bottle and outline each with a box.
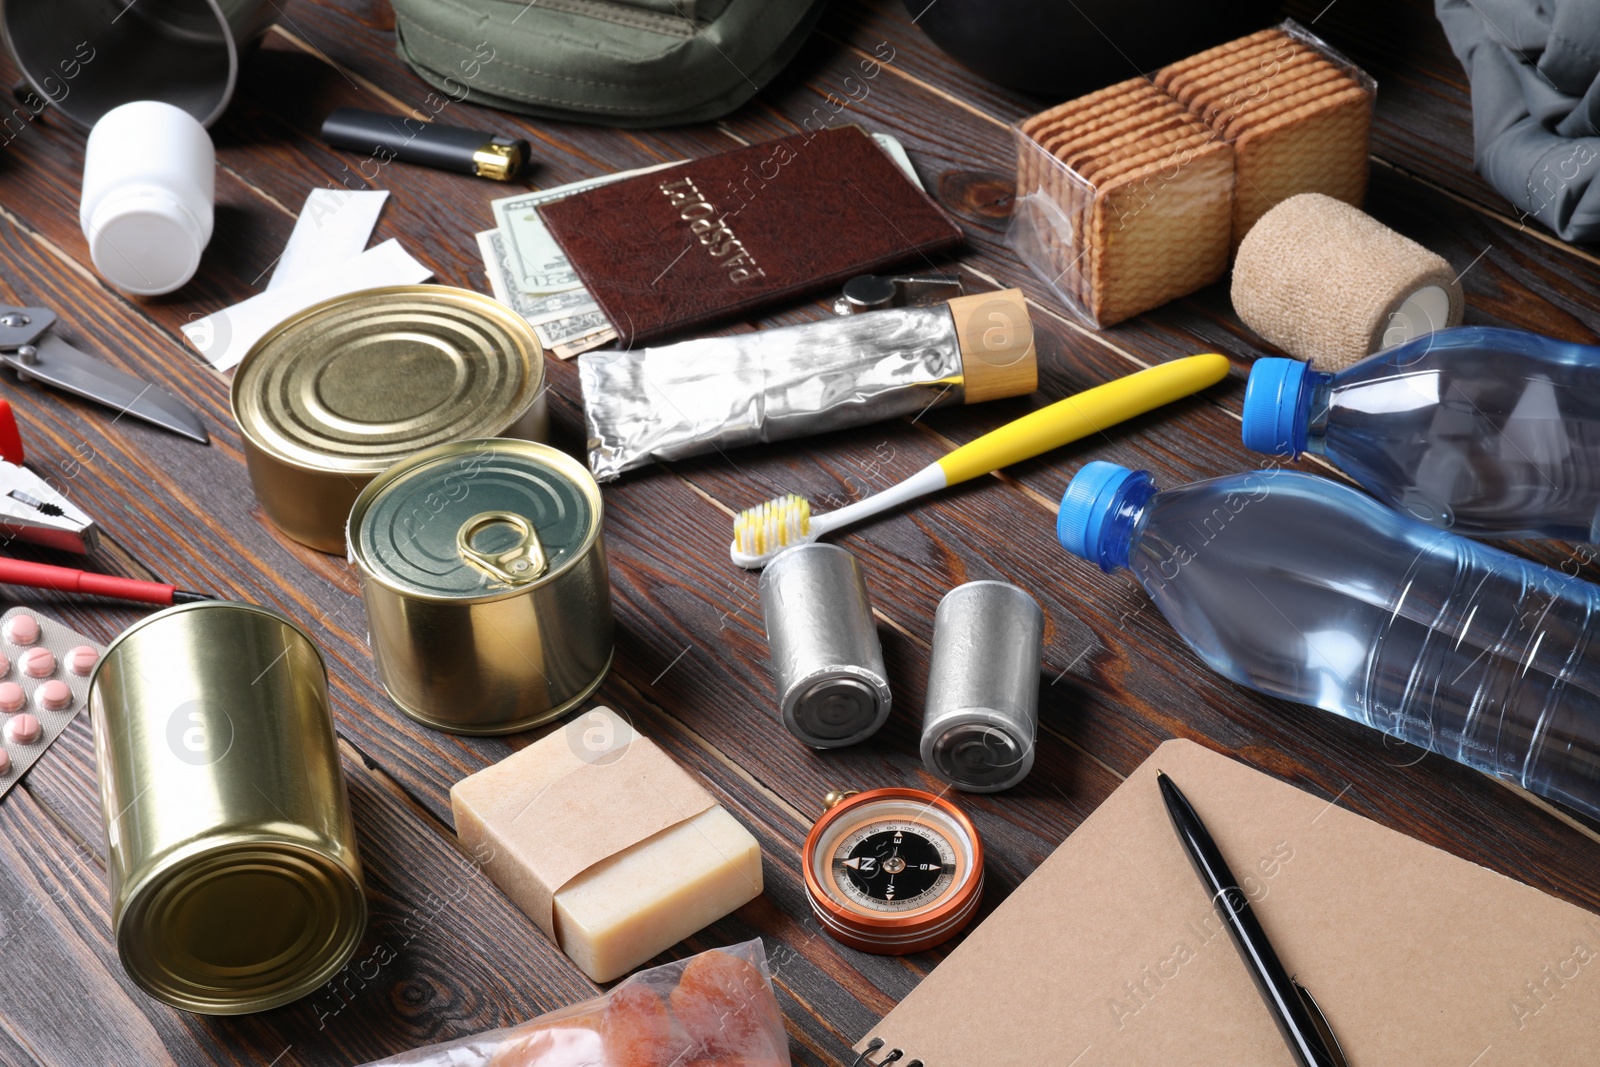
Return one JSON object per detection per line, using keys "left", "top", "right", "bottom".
{"left": 1241, "top": 325, "right": 1600, "bottom": 540}
{"left": 1056, "top": 461, "right": 1600, "bottom": 821}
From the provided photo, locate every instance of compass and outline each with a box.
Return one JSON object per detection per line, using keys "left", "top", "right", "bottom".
{"left": 803, "top": 787, "right": 984, "bottom": 954}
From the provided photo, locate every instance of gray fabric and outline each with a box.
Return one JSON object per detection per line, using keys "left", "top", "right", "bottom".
{"left": 392, "top": 0, "right": 826, "bottom": 128}
{"left": 1436, "top": 0, "right": 1600, "bottom": 241}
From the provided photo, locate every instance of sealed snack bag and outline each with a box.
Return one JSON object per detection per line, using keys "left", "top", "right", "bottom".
{"left": 360, "top": 940, "right": 790, "bottom": 1067}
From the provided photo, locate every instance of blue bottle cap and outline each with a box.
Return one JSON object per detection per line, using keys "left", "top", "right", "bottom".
{"left": 1241, "top": 358, "right": 1309, "bottom": 456}
{"left": 1057, "top": 461, "right": 1139, "bottom": 562}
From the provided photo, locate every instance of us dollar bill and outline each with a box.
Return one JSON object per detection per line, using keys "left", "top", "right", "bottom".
{"left": 476, "top": 228, "right": 614, "bottom": 358}
{"left": 490, "top": 159, "right": 681, "bottom": 295}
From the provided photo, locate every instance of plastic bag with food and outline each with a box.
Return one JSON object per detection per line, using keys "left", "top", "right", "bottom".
{"left": 360, "top": 940, "right": 791, "bottom": 1067}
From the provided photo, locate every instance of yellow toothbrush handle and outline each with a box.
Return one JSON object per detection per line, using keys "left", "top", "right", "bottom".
{"left": 936, "top": 353, "right": 1231, "bottom": 485}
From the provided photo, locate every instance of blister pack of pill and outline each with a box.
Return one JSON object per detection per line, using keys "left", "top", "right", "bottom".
{"left": 0, "top": 606, "right": 106, "bottom": 800}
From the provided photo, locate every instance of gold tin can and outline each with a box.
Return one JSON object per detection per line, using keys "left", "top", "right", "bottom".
{"left": 349, "top": 439, "right": 614, "bottom": 735}
{"left": 232, "top": 285, "right": 549, "bottom": 553}
{"left": 89, "top": 602, "right": 367, "bottom": 1015}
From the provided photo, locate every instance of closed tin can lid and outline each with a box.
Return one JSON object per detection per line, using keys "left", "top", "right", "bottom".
{"left": 350, "top": 439, "right": 602, "bottom": 600}
{"left": 118, "top": 841, "right": 367, "bottom": 1015}
{"left": 231, "top": 286, "right": 545, "bottom": 475}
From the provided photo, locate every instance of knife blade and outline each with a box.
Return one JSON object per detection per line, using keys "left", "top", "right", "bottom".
{"left": 1, "top": 332, "right": 209, "bottom": 444}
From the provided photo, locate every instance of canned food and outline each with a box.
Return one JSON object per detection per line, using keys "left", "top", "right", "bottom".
{"left": 89, "top": 602, "right": 366, "bottom": 1015}
{"left": 349, "top": 439, "right": 614, "bottom": 734}
{"left": 232, "top": 285, "right": 549, "bottom": 553}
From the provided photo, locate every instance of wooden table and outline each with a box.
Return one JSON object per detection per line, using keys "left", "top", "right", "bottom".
{"left": 2, "top": 1, "right": 1597, "bottom": 1063}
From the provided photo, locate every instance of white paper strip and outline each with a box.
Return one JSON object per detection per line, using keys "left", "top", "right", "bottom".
{"left": 268, "top": 188, "right": 390, "bottom": 290}
{"left": 183, "top": 239, "right": 433, "bottom": 371}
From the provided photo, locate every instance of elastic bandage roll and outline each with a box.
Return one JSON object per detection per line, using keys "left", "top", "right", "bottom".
{"left": 1231, "top": 192, "right": 1464, "bottom": 369}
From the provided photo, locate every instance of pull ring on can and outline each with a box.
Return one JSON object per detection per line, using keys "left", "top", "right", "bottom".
{"left": 349, "top": 438, "right": 614, "bottom": 735}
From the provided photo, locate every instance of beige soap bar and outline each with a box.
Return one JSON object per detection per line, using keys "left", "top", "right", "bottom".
{"left": 452, "top": 708, "right": 764, "bottom": 982}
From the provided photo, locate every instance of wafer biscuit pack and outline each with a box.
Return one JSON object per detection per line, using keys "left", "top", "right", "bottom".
{"left": 1009, "top": 21, "right": 1375, "bottom": 328}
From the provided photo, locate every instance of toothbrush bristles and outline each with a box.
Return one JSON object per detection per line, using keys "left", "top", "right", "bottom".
{"left": 733, "top": 494, "right": 812, "bottom": 558}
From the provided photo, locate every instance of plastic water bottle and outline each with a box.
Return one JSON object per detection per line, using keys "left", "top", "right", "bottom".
{"left": 1055, "top": 460, "right": 1600, "bottom": 822}
{"left": 1240, "top": 325, "right": 1600, "bottom": 541}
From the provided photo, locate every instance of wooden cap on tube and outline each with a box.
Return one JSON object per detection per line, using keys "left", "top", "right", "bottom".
{"left": 949, "top": 288, "right": 1037, "bottom": 404}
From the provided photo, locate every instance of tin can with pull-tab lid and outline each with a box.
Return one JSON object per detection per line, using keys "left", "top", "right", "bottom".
{"left": 88, "top": 601, "right": 367, "bottom": 1015}
{"left": 349, "top": 438, "right": 614, "bottom": 735}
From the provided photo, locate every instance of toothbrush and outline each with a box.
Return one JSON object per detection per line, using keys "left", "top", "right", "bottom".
{"left": 730, "top": 352, "right": 1231, "bottom": 567}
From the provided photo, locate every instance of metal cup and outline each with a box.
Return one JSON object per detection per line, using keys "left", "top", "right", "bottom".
{"left": 2, "top": 0, "right": 275, "bottom": 128}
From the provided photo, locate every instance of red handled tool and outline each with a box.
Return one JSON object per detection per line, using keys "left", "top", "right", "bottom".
{"left": 0, "top": 400, "right": 212, "bottom": 605}
{"left": 0, "top": 558, "right": 211, "bottom": 606}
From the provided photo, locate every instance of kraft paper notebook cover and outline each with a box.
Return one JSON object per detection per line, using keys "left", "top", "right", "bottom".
{"left": 859, "top": 739, "right": 1600, "bottom": 1067}
{"left": 537, "top": 125, "right": 963, "bottom": 346}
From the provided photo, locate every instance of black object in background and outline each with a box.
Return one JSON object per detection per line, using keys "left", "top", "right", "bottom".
{"left": 320, "top": 107, "right": 529, "bottom": 182}
{"left": 902, "top": 0, "right": 1282, "bottom": 97}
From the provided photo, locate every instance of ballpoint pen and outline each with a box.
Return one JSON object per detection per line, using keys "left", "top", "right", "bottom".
{"left": 1158, "top": 770, "right": 1349, "bottom": 1067}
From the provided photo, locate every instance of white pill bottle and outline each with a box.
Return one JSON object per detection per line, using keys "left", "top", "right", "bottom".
{"left": 80, "top": 100, "right": 215, "bottom": 296}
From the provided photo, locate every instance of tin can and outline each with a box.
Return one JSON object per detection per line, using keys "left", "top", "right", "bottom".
{"left": 88, "top": 602, "right": 366, "bottom": 1015}
{"left": 759, "top": 543, "right": 891, "bottom": 748}
{"left": 349, "top": 439, "right": 614, "bottom": 734}
{"left": 232, "top": 285, "right": 548, "bottom": 553}
{"left": 921, "top": 581, "right": 1044, "bottom": 792}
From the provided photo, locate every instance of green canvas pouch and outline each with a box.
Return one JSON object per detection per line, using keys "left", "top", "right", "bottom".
{"left": 392, "top": 0, "right": 828, "bottom": 127}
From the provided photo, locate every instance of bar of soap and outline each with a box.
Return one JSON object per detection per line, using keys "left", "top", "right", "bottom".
{"left": 452, "top": 708, "right": 763, "bottom": 982}
{"left": 555, "top": 807, "right": 762, "bottom": 982}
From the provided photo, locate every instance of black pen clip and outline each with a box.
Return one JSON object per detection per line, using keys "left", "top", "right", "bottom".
{"left": 1293, "top": 979, "right": 1350, "bottom": 1067}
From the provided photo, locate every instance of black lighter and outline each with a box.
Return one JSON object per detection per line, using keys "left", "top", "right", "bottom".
{"left": 320, "top": 107, "right": 530, "bottom": 182}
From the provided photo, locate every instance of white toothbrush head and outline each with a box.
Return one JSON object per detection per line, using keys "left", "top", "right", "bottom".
{"left": 730, "top": 493, "right": 814, "bottom": 568}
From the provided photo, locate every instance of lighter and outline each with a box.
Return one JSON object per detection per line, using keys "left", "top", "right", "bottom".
{"left": 320, "top": 107, "right": 530, "bottom": 182}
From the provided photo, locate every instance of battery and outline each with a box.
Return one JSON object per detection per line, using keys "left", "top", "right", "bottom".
{"left": 759, "top": 543, "right": 891, "bottom": 749}
{"left": 349, "top": 438, "right": 614, "bottom": 735}
{"left": 921, "top": 581, "right": 1044, "bottom": 792}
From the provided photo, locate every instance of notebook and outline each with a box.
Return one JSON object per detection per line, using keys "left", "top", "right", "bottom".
{"left": 858, "top": 739, "right": 1600, "bottom": 1067}
{"left": 537, "top": 125, "right": 963, "bottom": 346}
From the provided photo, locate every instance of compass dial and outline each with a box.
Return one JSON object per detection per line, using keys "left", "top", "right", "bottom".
{"left": 834, "top": 822, "right": 954, "bottom": 911}
{"left": 803, "top": 788, "right": 984, "bottom": 954}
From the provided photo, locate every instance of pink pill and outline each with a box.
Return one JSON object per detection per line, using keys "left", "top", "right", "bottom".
{"left": 35, "top": 679, "right": 72, "bottom": 712}
{"left": 66, "top": 645, "right": 99, "bottom": 676}
{"left": 6, "top": 713, "right": 41, "bottom": 745}
{"left": 20, "top": 647, "right": 54, "bottom": 679}
{"left": 0, "top": 651, "right": 9, "bottom": 679}
{"left": 4, "top": 614, "right": 39, "bottom": 646}
{"left": 0, "top": 748, "right": 10, "bottom": 775}
{"left": 0, "top": 682, "right": 24, "bottom": 714}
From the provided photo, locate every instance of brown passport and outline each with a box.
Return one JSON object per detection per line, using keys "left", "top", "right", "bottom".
{"left": 537, "top": 126, "right": 964, "bottom": 346}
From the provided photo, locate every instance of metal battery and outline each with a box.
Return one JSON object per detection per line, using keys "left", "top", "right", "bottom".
{"left": 921, "top": 581, "right": 1044, "bottom": 792}
{"left": 232, "top": 285, "right": 548, "bottom": 553}
{"left": 349, "top": 438, "right": 613, "bottom": 735}
{"left": 88, "top": 602, "right": 366, "bottom": 1015}
{"left": 759, "top": 543, "right": 891, "bottom": 749}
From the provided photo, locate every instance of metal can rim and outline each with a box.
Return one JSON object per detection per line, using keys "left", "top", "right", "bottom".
{"left": 348, "top": 437, "right": 605, "bottom": 604}
{"left": 229, "top": 285, "right": 547, "bottom": 475}
{"left": 114, "top": 837, "right": 367, "bottom": 1015}
{"left": 88, "top": 600, "right": 329, "bottom": 697}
